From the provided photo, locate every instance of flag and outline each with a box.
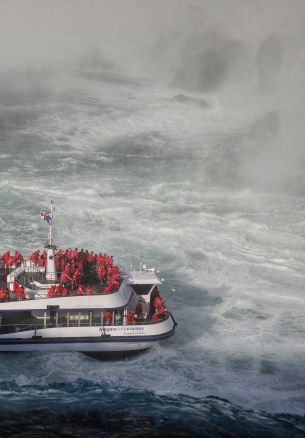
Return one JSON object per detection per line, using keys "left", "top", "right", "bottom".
{"left": 40, "top": 210, "right": 46, "bottom": 221}
{"left": 40, "top": 210, "right": 52, "bottom": 225}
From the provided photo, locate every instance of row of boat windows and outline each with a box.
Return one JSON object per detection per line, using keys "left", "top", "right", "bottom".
{"left": 0, "top": 310, "right": 124, "bottom": 326}
{"left": 32, "top": 310, "right": 115, "bottom": 323}
{"left": 0, "top": 308, "right": 166, "bottom": 332}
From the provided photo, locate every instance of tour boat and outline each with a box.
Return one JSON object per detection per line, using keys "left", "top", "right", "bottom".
{"left": 0, "top": 202, "right": 177, "bottom": 358}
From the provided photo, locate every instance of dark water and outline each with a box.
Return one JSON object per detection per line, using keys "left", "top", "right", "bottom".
{"left": 0, "top": 379, "right": 305, "bottom": 438}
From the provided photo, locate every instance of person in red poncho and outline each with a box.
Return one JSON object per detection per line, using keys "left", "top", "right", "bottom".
{"left": 30, "top": 250, "right": 40, "bottom": 265}
{"left": 15, "top": 284, "right": 25, "bottom": 301}
{"left": 61, "top": 287, "right": 68, "bottom": 297}
{"left": 103, "top": 284, "right": 113, "bottom": 295}
{"left": 71, "top": 259, "right": 76, "bottom": 271}
{"left": 96, "top": 265, "right": 104, "bottom": 280}
{"left": 77, "top": 284, "right": 85, "bottom": 296}
{"left": 86, "top": 251, "right": 95, "bottom": 265}
{"left": 2, "top": 251, "right": 11, "bottom": 267}
{"left": 60, "top": 257, "right": 66, "bottom": 271}
{"left": 151, "top": 313, "right": 159, "bottom": 323}
{"left": 72, "top": 268, "right": 83, "bottom": 288}
{"left": 13, "top": 281, "right": 20, "bottom": 294}
{"left": 72, "top": 248, "right": 79, "bottom": 259}
{"left": 153, "top": 293, "right": 167, "bottom": 318}
{"left": 153, "top": 294, "right": 164, "bottom": 309}
{"left": 126, "top": 312, "right": 136, "bottom": 325}
{"left": 60, "top": 270, "right": 71, "bottom": 286}
{"left": 85, "top": 286, "right": 94, "bottom": 295}
{"left": 7, "top": 255, "right": 15, "bottom": 269}
{"left": 0, "top": 287, "right": 8, "bottom": 301}
{"left": 55, "top": 284, "right": 63, "bottom": 296}
{"left": 156, "top": 303, "right": 167, "bottom": 317}
{"left": 65, "top": 248, "right": 72, "bottom": 260}
{"left": 48, "top": 285, "right": 56, "bottom": 298}
{"left": 103, "top": 311, "right": 112, "bottom": 325}
{"left": 38, "top": 255, "right": 46, "bottom": 268}
{"left": 13, "top": 251, "right": 20, "bottom": 266}
{"left": 14, "top": 251, "right": 23, "bottom": 265}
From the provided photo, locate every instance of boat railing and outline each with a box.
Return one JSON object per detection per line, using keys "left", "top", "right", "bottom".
{"left": 0, "top": 289, "right": 119, "bottom": 303}
{"left": 1, "top": 282, "right": 123, "bottom": 302}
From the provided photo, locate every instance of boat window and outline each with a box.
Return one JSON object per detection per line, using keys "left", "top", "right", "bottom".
{"left": 68, "top": 311, "right": 89, "bottom": 321}
{"left": 92, "top": 310, "right": 103, "bottom": 324}
{"left": 31, "top": 311, "right": 45, "bottom": 319}
{"left": 1, "top": 311, "right": 32, "bottom": 325}
{"left": 130, "top": 284, "right": 155, "bottom": 295}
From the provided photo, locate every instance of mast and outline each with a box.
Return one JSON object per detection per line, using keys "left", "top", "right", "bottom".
{"left": 45, "top": 200, "right": 57, "bottom": 282}
{"left": 48, "top": 200, "right": 54, "bottom": 246}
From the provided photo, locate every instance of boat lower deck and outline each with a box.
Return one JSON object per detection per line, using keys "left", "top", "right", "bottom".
{"left": 0, "top": 312, "right": 176, "bottom": 352}
{"left": 0, "top": 309, "right": 170, "bottom": 335}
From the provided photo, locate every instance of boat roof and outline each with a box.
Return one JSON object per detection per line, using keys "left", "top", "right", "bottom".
{"left": 127, "top": 270, "right": 162, "bottom": 285}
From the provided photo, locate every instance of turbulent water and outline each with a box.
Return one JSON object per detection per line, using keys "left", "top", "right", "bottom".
{"left": 0, "top": 0, "right": 305, "bottom": 436}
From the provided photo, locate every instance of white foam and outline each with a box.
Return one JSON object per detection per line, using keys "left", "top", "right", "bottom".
{"left": 0, "top": 69, "right": 304, "bottom": 415}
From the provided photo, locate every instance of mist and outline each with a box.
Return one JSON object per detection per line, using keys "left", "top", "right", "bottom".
{"left": 0, "top": 0, "right": 304, "bottom": 194}
{"left": 1, "top": 2, "right": 305, "bottom": 423}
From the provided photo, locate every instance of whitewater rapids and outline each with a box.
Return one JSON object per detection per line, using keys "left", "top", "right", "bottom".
{"left": 0, "top": 73, "right": 304, "bottom": 417}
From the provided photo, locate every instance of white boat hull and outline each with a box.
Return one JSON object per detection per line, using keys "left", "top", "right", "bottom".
{"left": 0, "top": 315, "right": 176, "bottom": 353}
{"left": 0, "top": 341, "right": 155, "bottom": 353}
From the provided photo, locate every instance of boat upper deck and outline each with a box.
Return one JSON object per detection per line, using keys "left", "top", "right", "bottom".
{"left": 0, "top": 247, "right": 125, "bottom": 303}
{"left": 0, "top": 246, "right": 166, "bottom": 314}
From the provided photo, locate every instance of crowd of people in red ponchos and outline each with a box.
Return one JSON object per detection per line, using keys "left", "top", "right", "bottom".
{"left": 0, "top": 247, "right": 169, "bottom": 324}
{"left": 0, "top": 247, "right": 122, "bottom": 300}
{"left": 1, "top": 250, "right": 24, "bottom": 269}
{"left": 0, "top": 280, "right": 25, "bottom": 302}
{"left": 0, "top": 250, "right": 25, "bottom": 302}
{"left": 29, "top": 247, "right": 122, "bottom": 298}
{"left": 30, "top": 248, "right": 121, "bottom": 298}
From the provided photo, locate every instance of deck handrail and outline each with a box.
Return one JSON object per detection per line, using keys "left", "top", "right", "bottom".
{"left": 0, "top": 288, "right": 120, "bottom": 303}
